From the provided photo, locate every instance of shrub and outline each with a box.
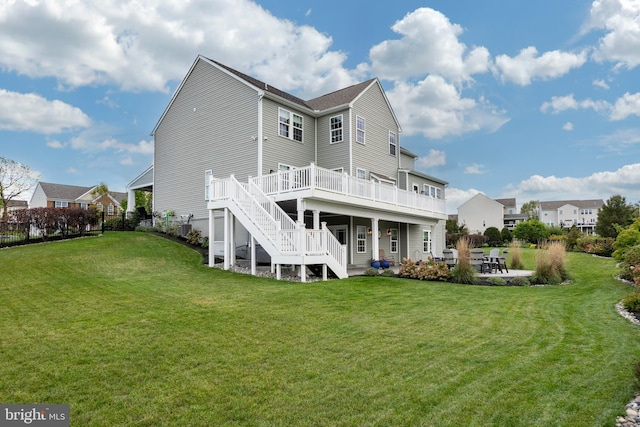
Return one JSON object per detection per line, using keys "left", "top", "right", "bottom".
{"left": 449, "top": 237, "right": 477, "bottom": 284}
{"left": 484, "top": 227, "right": 502, "bottom": 246}
{"left": 509, "top": 276, "right": 531, "bottom": 287}
{"left": 186, "top": 229, "right": 202, "bottom": 246}
{"left": 577, "top": 235, "right": 615, "bottom": 257}
{"left": 466, "top": 234, "right": 488, "bottom": 248}
{"left": 531, "top": 241, "right": 569, "bottom": 285}
{"left": 363, "top": 268, "right": 380, "bottom": 276}
{"left": 398, "top": 258, "right": 449, "bottom": 281}
{"left": 623, "top": 293, "right": 640, "bottom": 313}
{"left": 501, "top": 227, "right": 512, "bottom": 243}
{"left": 613, "top": 219, "right": 640, "bottom": 261}
{"left": 201, "top": 236, "right": 209, "bottom": 249}
{"left": 135, "top": 226, "right": 156, "bottom": 232}
{"left": 508, "top": 240, "right": 525, "bottom": 270}
{"left": 486, "top": 277, "right": 506, "bottom": 286}
{"left": 620, "top": 246, "right": 640, "bottom": 281}
{"left": 513, "top": 220, "right": 549, "bottom": 244}
{"left": 380, "top": 269, "right": 396, "bottom": 277}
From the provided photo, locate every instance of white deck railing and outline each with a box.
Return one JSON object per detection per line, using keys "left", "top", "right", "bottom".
{"left": 209, "top": 175, "right": 347, "bottom": 276}
{"left": 250, "top": 164, "right": 446, "bottom": 215}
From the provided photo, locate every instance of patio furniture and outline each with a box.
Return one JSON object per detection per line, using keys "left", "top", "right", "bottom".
{"left": 470, "top": 248, "right": 489, "bottom": 273}
{"left": 379, "top": 249, "right": 395, "bottom": 267}
{"left": 442, "top": 248, "right": 458, "bottom": 268}
{"left": 485, "top": 249, "right": 502, "bottom": 273}
{"left": 498, "top": 249, "right": 509, "bottom": 273}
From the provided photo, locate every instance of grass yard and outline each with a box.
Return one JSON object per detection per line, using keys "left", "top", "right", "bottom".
{"left": 1, "top": 233, "right": 640, "bottom": 426}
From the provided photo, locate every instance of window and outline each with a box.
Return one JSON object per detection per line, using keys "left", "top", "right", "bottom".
{"left": 205, "top": 169, "right": 212, "bottom": 199}
{"left": 356, "top": 225, "right": 367, "bottom": 253}
{"left": 96, "top": 203, "right": 103, "bottom": 211}
{"left": 107, "top": 204, "right": 115, "bottom": 215}
{"left": 413, "top": 184, "right": 419, "bottom": 193}
{"left": 80, "top": 203, "right": 88, "bottom": 210}
{"left": 330, "top": 115, "right": 343, "bottom": 143}
{"left": 356, "top": 116, "right": 365, "bottom": 144}
{"left": 390, "top": 228, "right": 398, "bottom": 253}
{"left": 423, "top": 230, "right": 431, "bottom": 253}
{"left": 423, "top": 184, "right": 442, "bottom": 198}
{"left": 356, "top": 168, "right": 366, "bottom": 180}
{"left": 332, "top": 167, "right": 344, "bottom": 173}
{"left": 278, "top": 108, "right": 303, "bottom": 142}
{"left": 389, "top": 131, "right": 397, "bottom": 156}
{"left": 54, "top": 201, "right": 69, "bottom": 208}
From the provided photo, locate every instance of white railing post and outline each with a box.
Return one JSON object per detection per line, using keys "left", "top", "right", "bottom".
{"left": 321, "top": 222, "right": 328, "bottom": 254}
{"left": 310, "top": 163, "right": 316, "bottom": 190}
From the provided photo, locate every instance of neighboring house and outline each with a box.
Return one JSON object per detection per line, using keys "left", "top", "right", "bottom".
{"left": 6, "top": 200, "right": 28, "bottom": 213}
{"left": 29, "top": 182, "right": 126, "bottom": 217}
{"left": 457, "top": 193, "right": 505, "bottom": 235}
{"left": 133, "top": 55, "right": 448, "bottom": 280}
{"left": 456, "top": 194, "right": 526, "bottom": 234}
{"left": 538, "top": 199, "right": 604, "bottom": 234}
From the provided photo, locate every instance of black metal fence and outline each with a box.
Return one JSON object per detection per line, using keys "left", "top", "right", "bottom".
{"left": 0, "top": 209, "right": 138, "bottom": 248}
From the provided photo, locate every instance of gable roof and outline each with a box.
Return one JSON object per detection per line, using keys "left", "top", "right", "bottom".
{"left": 495, "top": 198, "right": 516, "bottom": 208}
{"left": 153, "top": 55, "right": 401, "bottom": 135}
{"left": 539, "top": 199, "right": 604, "bottom": 210}
{"left": 38, "top": 182, "right": 95, "bottom": 201}
{"left": 458, "top": 192, "right": 503, "bottom": 210}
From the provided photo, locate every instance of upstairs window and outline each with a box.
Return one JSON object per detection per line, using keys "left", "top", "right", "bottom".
{"left": 330, "top": 115, "right": 343, "bottom": 143}
{"left": 356, "top": 116, "right": 365, "bottom": 144}
{"left": 107, "top": 204, "right": 115, "bottom": 215}
{"left": 278, "top": 108, "right": 303, "bottom": 142}
{"left": 389, "top": 131, "right": 397, "bottom": 156}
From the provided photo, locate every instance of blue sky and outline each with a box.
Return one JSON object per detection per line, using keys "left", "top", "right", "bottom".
{"left": 1, "top": 0, "right": 640, "bottom": 213}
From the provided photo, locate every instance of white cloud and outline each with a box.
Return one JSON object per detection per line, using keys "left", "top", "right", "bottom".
{"left": 0, "top": 89, "right": 91, "bottom": 133}
{"left": 540, "top": 94, "right": 610, "bottom": 114}
{"left": 46, "top": 139, "right": 66, "bottom": 148}
{"left": 593, "top": 79, "right": 610, "bottom": 89}
{"left": 610, "top": 92, "right": 640, "bottom": 120}
{"left": 445, "top": 187, "right": 481, "bottom": 214}
{"left": 509, "top": 163, "right": 640, "bottom": 200}
{"left": 66, "top": 167, "right": 78, "bottom": 174}
{"left": 464, "top": 163, "right": 486, "bottom": 175}
{"left": 495, "top": 47, "right": 588, "bottom": 85}
{"left": 0, "top": 0, "right": 357, "bottom": 94}
{"left": 387, "top": 76, "right": 509, "bottom": 139}
{"left": 368, "top": 7, "right": 490, "bottom": 82}
{"left": 587, "top": 0, "right": 640, "bottom": 69}
{"left": 416, "top": 149, "right": 446, "bottom": 169}
{"left": 563, "top": 122, "right": 574, "bottom": 131}
{"left": 120, "top": 156, "right": 133, "bottom": 165}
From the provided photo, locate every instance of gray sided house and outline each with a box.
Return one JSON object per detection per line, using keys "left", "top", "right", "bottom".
{"left": 134, "top": 55, "right": 448, "bottom": 280}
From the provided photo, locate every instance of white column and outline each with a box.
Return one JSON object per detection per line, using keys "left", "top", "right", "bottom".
{"left": 371, "top": 218, "right": 379, "bottom": 262}
{"left": 229, "top": 216, "right": 235, "bottom": 267}
{"left": 313, "top": 210, "right": 320, "bottom": 230}
{"left": 208, "top": 209, "right": 215, "bottom": 267}
{"left": 251, "top": 236, "right": 257, "bottom": 276}
{"left": 223, "top": 208, "right": 230, "bottom": 270}
{"left": 126, "top": 187, "right": 135, "bottom": 213}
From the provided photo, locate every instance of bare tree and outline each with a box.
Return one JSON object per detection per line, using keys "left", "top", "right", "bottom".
{"left": 0, "top": 157, "right": 40, "bottom": 221}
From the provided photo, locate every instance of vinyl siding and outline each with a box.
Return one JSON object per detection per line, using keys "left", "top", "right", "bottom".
{"left": 350, "top": 83, "right": 399, "bottom": 179}
{"left": 29, "top": 184, "right": 47, "bottom": 208}
{"left": 261, "top": 98, "right": 315, "bottom": 172}
{"left": 400, "top": 151, "right": 416, "bottom": 170}
{"left": 154, "top": 59, "right": 259, "bottom": 228}
{"left": 316, "top": 109, "right": 351, "bottom": 172}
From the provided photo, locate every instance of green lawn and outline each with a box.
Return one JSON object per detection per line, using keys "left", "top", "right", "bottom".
{"left": 1, "top": 233, "right": 640, "bottom": 426}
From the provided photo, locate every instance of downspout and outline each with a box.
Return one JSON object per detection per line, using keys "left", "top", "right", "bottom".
{"left": 257, "top": 92, "right": 264, "bottom": 176}
{"left": 314, "top": 115, "right": 318, "bottom": 164}
{"left": 348, "top": 107, "right": 353, "bottom": 175}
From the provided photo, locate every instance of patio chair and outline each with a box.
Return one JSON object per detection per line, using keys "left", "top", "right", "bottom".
{"left": 486, "top": 248, "right": 502, "bottom": 273}
{"left": 498, "top": 249, "right": 509, "bottom": 273}
{"left": 442, "top": 248, "right": 458, "bottom": 268}
{"left": 470, "top": 248, "right": 489, "bottom": 273}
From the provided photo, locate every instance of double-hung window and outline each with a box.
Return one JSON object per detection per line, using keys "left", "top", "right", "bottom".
{"left": 389, "top": 228, "right": 398, "bottom": 253}
{"left": 356, "top": 116, "right": 365, "bottom": 144}
{"left": 330, "top": 115, "right": 343, "bottom": 143}
{"left": 356, "top": 225, "right": 367, "bottom": 253}
{"left": 389, "top": 131, "right": 397, "bottom": 156}
{"left": 107, "top": 204, "right": 115, "bottom": 215}
{"left": 279, "top": 108, "right": 303, "bottom": 142}
{"left": 423, "top": 230, "right": 432, "bottom": 253}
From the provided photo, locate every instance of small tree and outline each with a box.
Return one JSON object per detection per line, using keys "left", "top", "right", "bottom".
{"left": 0, "top": 157, "right": 40, "bottom": 221}
{"left": 520, "top": 200, "right": 540, "bottom": 220}
{"left": 484, "top": 226, "right": 502, "bottom": 246}
{"left": 501, "top": 227, "right": 513, "bottom": 243}
{"left": 513, "top": 219, "right": 549, "bottom": 245}
{"left": 596, "top": 194, "right": 637, "bottom": 238}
